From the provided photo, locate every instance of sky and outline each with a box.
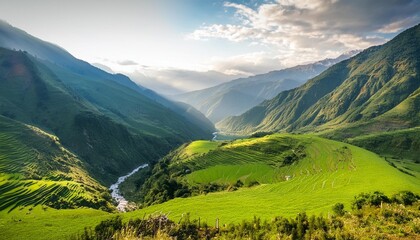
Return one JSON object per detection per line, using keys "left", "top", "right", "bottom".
{"left": 0, "top": 0, "right": 419, "bottom": 94}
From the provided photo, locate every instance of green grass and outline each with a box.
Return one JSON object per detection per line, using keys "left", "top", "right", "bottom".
{"left": 0, "top": 116, "right": 112, "bottom": 212}
{"left": 178, "top": 140, "right": 220, "bottom": 161}
{"left": 0, "top": 206, "right": 110, "bottom": 240}
{"left": 346, "top": 127, "right": 420, "bottom": 160}
{"left": 1, "top": 134, "right": 419, "bottom": 240}
{"left": 187, "top": 164, "right": 275, "bottom": 184}
{"left": 173, "top": 135, "right": 306, "bottom": 185}
{"left": 126, "top": 134, "right": 420, "bottom": 224}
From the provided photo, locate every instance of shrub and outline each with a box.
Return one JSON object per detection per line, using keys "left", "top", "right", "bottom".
{"left": 392, "top": 191, "right": 419, "bottom": 205}
{"left": 332, "top": 203, "right": 345, "bottom": 216}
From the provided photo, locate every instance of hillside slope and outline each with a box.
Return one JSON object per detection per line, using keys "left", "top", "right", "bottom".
{"left": 0, "top": 116, "right": 113, "bottom": 212}
{"left": 173, "top": 51, "right": 358, "bottom": 123}
{"left": 128, "top": 134, "right": 420, "bottom": 223}
{"left": 0, "top": 22, "right": 217, "bottom": 186}
{"left": 218, "top": 24, "right": 420, "bottom": 136}
{"left": 0, "top": 47, "right": 176, "bottom": 185}
{"left": 0, "top": 20, "right": 214, "bottom": 138}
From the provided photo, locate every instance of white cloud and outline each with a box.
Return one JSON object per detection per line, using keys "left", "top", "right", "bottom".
{"left": 188, "top": 0, "right": 420, "bottom": 61}
{"left": 210, "top": 51, "right": 285, "bottom": 76}
{"left": 117, "top": 60, "right": 138, "bottom": 66}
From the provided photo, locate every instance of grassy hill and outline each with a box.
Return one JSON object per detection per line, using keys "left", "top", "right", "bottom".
{"left": 121, "top": 134, "right": 420, "bottom": 224}
{"left": 1, "top": 133, "right": 419, "bottom": 240}
{"left": 0, "top": 116, "right": 113, "bottom": 212}
{"left": 217, "top": 24, "right": 420, "bottom": 136}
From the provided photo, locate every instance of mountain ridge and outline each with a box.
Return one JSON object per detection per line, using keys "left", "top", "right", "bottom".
{"left": 0, "top": 22, "right": 215, "bottom": 186}
{"left": 217, "top": 23, "right": 420, "bottom": 137}
{"left": 172, "top": 50, "right": 359, "bottom": 123}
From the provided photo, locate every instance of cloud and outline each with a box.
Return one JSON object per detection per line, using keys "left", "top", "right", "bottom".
{"left": 127, "top": 67, "right": 240, "bottom": 95}
{"left": 188, "top": 0, "right": 420, "bottom": 58}
{"left": 117, "top": 60, "right": 138, "bottom": 66}
{"left": 210, "top": 51, "right": 286, "bottom": 75}
{"left": 91, "top": 62, "right": 114, "bottom": 73}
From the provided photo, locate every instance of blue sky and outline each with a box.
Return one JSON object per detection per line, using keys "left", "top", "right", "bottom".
{"left": 0, "top": 0, "right": 419, "bottom": 94}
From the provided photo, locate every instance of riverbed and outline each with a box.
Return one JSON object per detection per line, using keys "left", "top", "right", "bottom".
{"left": 109, "top": 163, "right": 148, "bottom": 212}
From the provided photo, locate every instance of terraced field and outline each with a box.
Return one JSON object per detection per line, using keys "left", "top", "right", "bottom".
{"left": 1, "top": 133, "right": 419, "bottom": 240}
{"left": 0, "top": 116, "right": 112, "bottom": 212}
{"left": 128, "top": 134, "right": 420, "bottom": 224}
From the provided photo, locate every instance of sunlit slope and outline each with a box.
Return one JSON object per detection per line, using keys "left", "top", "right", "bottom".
{"left": 217, "top": 24, "right": 420, "bottom": 136}
{"left": 130, "top": 134, "right": 420, "bottom": 223}
{"left": 0, "top": 116, "right": 112, "bottom": 212}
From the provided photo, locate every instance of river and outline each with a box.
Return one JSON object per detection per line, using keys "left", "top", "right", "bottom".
{"left": 109, "top": 163, "right": 148, "bottom": 212}
{"left": 212, "top": 131, "right": 218, "bottom": 141}
{"left": 110, "top": 132, "right": 217, "bottom": 211}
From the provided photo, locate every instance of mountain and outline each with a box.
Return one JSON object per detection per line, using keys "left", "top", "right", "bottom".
{"left": 0, "top": 115, "right": 114, "bottom": 211}
{"left": 172, "top": 51, "right": 359, "bottom": 123}
{"left": 0, "top": 20, "right": 214, "bottom": 135}
{"left": 0, "top": 21, "right": 214, "bottom": 187}
{"left": 218, "top": 24, "right": 420, "bottom": 138}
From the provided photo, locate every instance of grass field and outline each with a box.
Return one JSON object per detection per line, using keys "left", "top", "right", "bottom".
{"left": 127, "top": 134, "right": 420, "bottom": 224}
{"left": 177, "top": 140, "right": 220, "bottom": 161}
{"left": 0, "top": 134, "right": 419, "bottom": 240}
{"left": 0, "top": 206, "right": 110, "bottom": 240}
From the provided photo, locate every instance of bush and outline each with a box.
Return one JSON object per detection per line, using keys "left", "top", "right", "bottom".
{"left": 392, "top": 191, "right": 419, "bottom": 205}
{"left": 332, "top": 203, "right": 345, "bottom": 216}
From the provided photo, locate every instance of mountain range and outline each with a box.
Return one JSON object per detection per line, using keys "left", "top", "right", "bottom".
{"left": 218, "top": 24, "right": 420, "bottom": 141}
{"left": 0, "top": 20, "right": 215, "bottom": 189}
{"left": 172, "top": 50, "right": 359, "bottom": 123}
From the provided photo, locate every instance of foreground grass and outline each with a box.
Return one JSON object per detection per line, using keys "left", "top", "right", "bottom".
{"left": 0, "top": 206, "right": 110, "bottom": 240}
{"left": 75, "top": 195, "right": 420, "bottom": 240}
{"left": 127, "top": 134, "right": 420, "bottom": 225}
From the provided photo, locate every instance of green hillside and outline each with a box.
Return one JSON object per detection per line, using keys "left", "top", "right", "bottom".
{"left": 0, "top": 116, "right": 113, "bottom": 212}
{"left": 0, "top": 47, "right": 172, "bottom": 185}
{"left": 122, "top": 134, "right": 420, "bottom": 224}
{"left": 0, "top": 21, "right": 215, "bottom": 185}
{"left": 217, "top": 24, "right": 420, "bottom": 136}
{"left": 1, "top": 133, "right": 418, "bottom": 240}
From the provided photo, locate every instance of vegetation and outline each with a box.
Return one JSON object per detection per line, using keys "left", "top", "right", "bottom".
{"left": 73, "top": 192, "right": 420, "bottom": 240}
{"left": 115, "top": 134, "right": 420, "bottom": 225}
{"left": 122, "top": 134, "right": 306, "bottom": 206}
{"left": 0, "top": 45, "right": 215, "bottom": 185}
{"left": 0, "top": 116, "right": 113, "bottom": 211}
{"left": 346, "top": 127, "right": 420, "bottom": 161}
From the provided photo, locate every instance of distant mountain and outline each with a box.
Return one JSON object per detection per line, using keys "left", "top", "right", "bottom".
{"left": 172, "top": 51, "right": 359, "bottom": 123}
{"left": 218, "top": 24, "right": 420, "bottom": 137}
{"left": 0, "top": 21, "right": 215, "bottom": 186}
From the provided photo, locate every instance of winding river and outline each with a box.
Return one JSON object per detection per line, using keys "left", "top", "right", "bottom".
{"left": 212, "top": 132, "right": 218, "bottom": 141}
{"left": 110, "top": 132, "right": 217, "bottom": 211}
{"left": 109, "top": 163, "right": 148, "bottom": 212}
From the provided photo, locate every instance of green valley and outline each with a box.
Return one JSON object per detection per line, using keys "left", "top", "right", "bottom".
{"left": 125, "top": 134, "right": 420, "bottom": 222}
{"left": 0, "top": 3, "right": 420, "bottom": 240}
{"left": 1, "top": 133, "right": 419, "bottom": 240}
